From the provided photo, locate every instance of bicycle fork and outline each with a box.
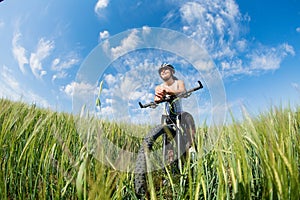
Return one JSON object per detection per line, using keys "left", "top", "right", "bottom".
{"left": 175, "top": 116, "right": 185, "bottom": 175}
{"left": 161, "top": 117, "right": 185, "bottom": 174}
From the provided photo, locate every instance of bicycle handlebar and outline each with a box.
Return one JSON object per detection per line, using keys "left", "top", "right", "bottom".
{"left": 139, "top": 80, "right": 203, "bottom": 109}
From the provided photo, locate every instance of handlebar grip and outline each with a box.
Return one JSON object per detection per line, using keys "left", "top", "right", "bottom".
{"left": 139, "top": 101, "right": 158, "bottom": 108}
{"left": 138, "top": 102, "right": 144, "bottom": 108}
{"left": 198, "top": 81, "right": 203, "bottom": 89}
{"left": 189, "top": 81, "right": 203, "bottom": 92}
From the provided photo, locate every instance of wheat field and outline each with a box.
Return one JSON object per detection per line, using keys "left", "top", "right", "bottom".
{"left": 0, "top": 98, "right": 299, "bottom": 199}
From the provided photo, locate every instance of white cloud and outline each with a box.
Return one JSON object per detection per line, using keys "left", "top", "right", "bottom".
{"left": 249, "top": 51, "right": 280, "bottom": 71}
{"left": 40, "top": 70, "right": 47, "bottom": 77}
{"left": 95, "top": 0, "right": 109, "bottom": 13}
{"left": 63, "top": 81, "right": 96, "bottom": 97}
{"left": 142, "top": 26, "right": 151, "bottom": 34}
{"left": 180, "top": 2, "right": 206, "bottom": 25}
{"left": 104, "top": 74, "right": 117, "bottom": 85}
{"left": 105, "top": 98, "right": 115, "bottom": 104}
{"left": 12, "top": 32, "right": 29, "bottom": 74}
{"left": 0, "top": 19, "right": 4, "bottom": 28}
{"left": 249, "top": 43, "right": 295, "bottom": 71}
{"left": 0, "top": 65, "right": 50, "bottom": 108}
{"left": 100, "top": 105, "right": 116, "bottom": 114}
{"left": 63, "top": 83, "right": 74, "bottom": 97}
{"left": 296, "top": 27, "right": 300, "bottom": 33}
{"left": 52, "top": 71, "right": 67, "bottom": 81}
{"left": 52, "top": 58, "right": 60, "bottom": 67}
{"left": 292, "top": 83, "right": 300, "bottom": 93}
{"left": 179, "top": 0, "right": 241, "bottom": 58}
{"left": 26, "top": 91, "right": 51, "bottom": 108}
{"left": 0, "top": 65, "right": 20, "bottom": 92}
{"left": 99, "top": 30, "right": 110, "bottom": 41}
{"left": 96, "top": 61, "right": 159, "bottom": 122}
{"left": 281, "top": 43, "right": 295, "bottom": 56}
{"left": 64, "top": 81, "right": 98, "bottom": 114}
{"left": 221, "top": 59, "right": 249, "bottom": 77}
{"left": 220, "top": 43, "right": 294, "bottom": 78}
{"left": 236, "top": 39, "right": 247, "bottom": 52}
{"left": 176, "top": 0, "right": 294, "bottom": 78}
{"left": 12, "top": 32, "right": 67, "bottom": 80}
{"left": 110, "top": 29, "right": 141, "bottom": 59}
{"left": 102, "top": 29, "right": 142, "bottom": 59}
{"left": 29, "top": 38, "right": 54, "bottom": 79}
{"left": 118, "top": 75, "right": 141, "bottom": 100}
{"left": 51, "top": 57, "right": 78, "bottom": 71}
{"left": 51, "top": 53, "right": 79, "bottom": 81}
{"left": 129, "top": 91, "right": 146, "bottom": 101}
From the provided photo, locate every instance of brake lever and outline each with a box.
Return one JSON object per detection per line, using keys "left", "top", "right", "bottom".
{"left": 149, "top": 103, "right": 158, "bottom": 109}
{"left": 183, "top": 92, "right": 192, "bottom": 98}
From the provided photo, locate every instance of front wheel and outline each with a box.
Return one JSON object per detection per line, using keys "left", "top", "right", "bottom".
{"left": 134, "top": 124, "right": 175, "bottom": 196}
{"left": 134, "top": 125, "right": 188, "bottom": 196}
{"left": 180, "top": 112, "right": 196, "bottom": 149}
{"left": 134, "top": 125, "right": 165, "bottom": 195}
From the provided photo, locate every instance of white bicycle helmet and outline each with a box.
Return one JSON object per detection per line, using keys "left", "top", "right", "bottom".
{"left": 158, "top": 63, "right": 175, "bottom": 74}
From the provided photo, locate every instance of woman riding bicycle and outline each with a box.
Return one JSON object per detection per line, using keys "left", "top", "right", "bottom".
{"left": 134, "top": 65, "right": 202, "bottom": 196}
{"left": 154, "top": 63, "right": 196, "bottom": 149}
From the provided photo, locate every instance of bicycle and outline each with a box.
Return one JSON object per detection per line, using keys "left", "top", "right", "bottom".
{"left": 134, "top": 80, "right": 203, "bottom": 197}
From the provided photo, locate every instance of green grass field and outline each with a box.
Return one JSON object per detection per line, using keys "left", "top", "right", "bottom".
{"left": 0, "top": 98, "right": 299, "bottom": 199}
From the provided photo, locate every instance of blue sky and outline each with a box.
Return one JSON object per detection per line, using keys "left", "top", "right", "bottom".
{"left": 0, "top": 0, "right": 299, "bottom": 125}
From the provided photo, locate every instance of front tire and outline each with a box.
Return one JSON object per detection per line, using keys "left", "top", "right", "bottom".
{"left": 134, "top": 125, "right": 172, "bottom": 196}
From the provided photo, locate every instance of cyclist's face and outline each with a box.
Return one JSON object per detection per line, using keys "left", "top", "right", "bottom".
{"left": 160, "top": 68, "right": 172, "bottom": 81}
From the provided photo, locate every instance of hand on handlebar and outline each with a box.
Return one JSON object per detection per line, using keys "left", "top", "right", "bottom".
{"left": 154, "top": 85, "right": 180, "bottom": 103}
{"left": 154, "top": 86, "right": 167, "bottom": 103}
{"left": 140, "top": 81, "right": 203, "bottom": 109}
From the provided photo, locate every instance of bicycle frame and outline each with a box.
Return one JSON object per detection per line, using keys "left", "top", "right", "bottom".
{"left": 161, "top": 115, "right": 185, "bottom": 170}
{"left": 139, "top": 81, "right": 203, "bottom": 168}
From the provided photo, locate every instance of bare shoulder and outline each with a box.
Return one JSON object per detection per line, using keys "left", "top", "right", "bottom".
{"left": 177, "top": 80, "right": 185, "bottom": 85}
{"left": 177, "top": 80, "right": 186, "bottom": 92}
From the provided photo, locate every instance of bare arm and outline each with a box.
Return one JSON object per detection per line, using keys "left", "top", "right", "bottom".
{"left": 154, "top": 80, "right": 186, "bottom": 102}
